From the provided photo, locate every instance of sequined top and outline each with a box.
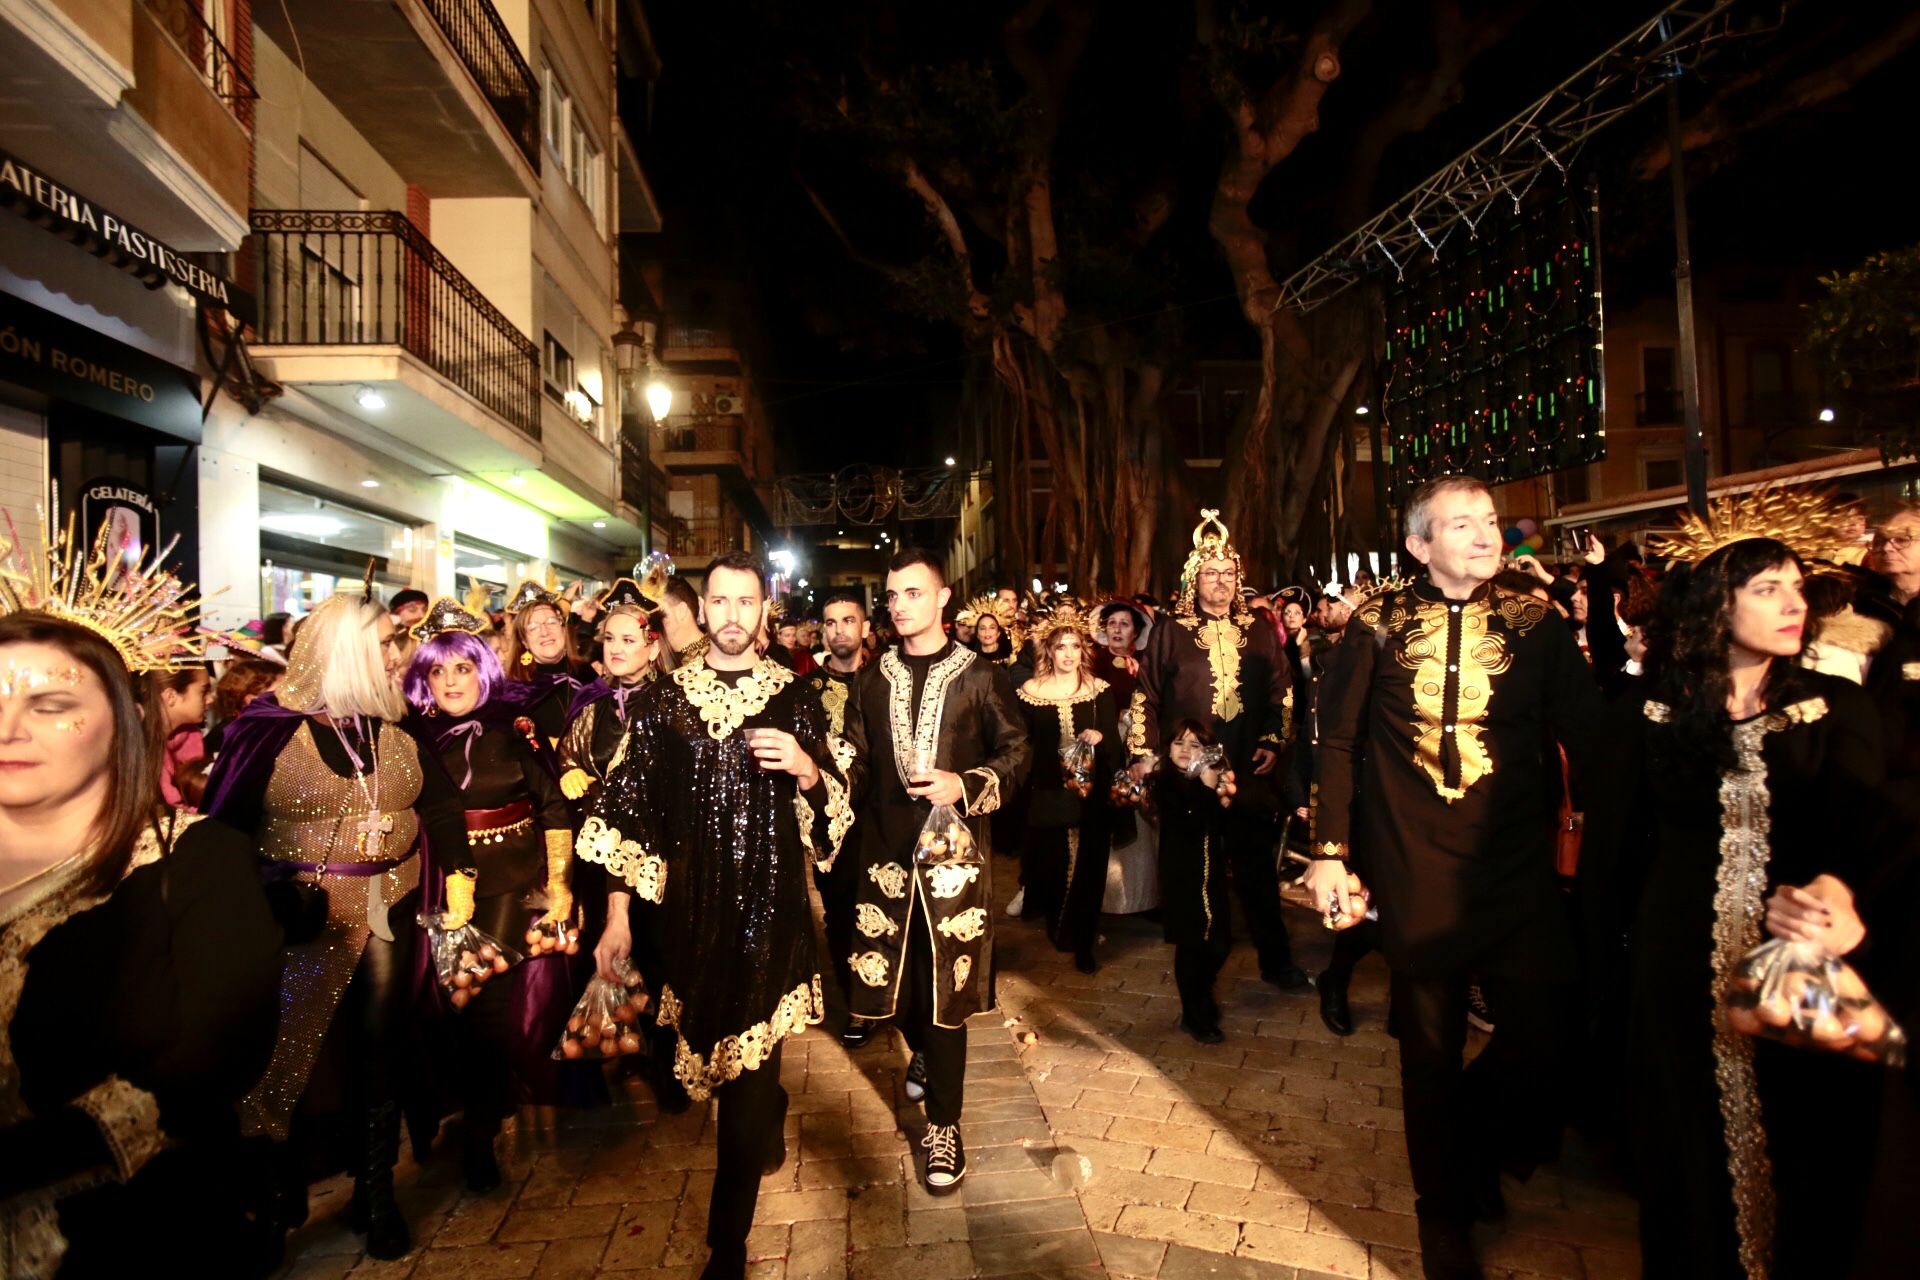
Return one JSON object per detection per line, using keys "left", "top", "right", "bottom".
{"left": 260, "top": 720, "right": 423, "bottom": 910}
{"left": 578, "top": 659, "right": 851, "bottom": 1099}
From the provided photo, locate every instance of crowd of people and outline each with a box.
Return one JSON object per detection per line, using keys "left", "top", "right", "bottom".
{"left": 3, "top": 480, "right": 1918, "bottom": 1279}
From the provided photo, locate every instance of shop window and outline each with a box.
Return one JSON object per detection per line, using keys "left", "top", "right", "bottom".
{"left": 257, "top": 479, "right": 413, "bottom": 616}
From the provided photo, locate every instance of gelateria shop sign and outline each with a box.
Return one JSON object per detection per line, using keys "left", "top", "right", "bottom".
{"left": 0, "top": 145, "right": 254, "bottom": 325}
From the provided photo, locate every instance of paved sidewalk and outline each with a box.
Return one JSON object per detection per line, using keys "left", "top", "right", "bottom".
{"left": 277, "top": 862, "right": 1642, "bottom": 1280}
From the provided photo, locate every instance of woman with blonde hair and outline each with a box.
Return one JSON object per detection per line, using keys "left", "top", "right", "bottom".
{"left": 203, "top": 591, "right": 465, "bottom": 1260}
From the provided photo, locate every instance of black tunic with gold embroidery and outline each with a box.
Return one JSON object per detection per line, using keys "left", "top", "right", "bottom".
{"left": 1312, "top": 579, "right": 1607, "bottom": 979}
{"left": 838, "top": 642, "right": 1031, "bottom": 1027}
{"left": 576, "top": 657, "right": 851, "bottom": 1100}
{"left": 1130, "top": 607, "right": 1293, "bottom": 813}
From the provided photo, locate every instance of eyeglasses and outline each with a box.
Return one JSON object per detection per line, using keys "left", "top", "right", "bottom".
{"left": 1195, "top": 570, "right": 1238, "bottom": 583}
{"left": 1872, "top": 531, "right": 1918, "bottom": 551}
{"left": 524, "top": 617, "right": 566, "bottom": 634}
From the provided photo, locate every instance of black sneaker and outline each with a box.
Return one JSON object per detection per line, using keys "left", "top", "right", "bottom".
{"left": 918, "top": 1122, "right": 965, "bottom": 1193}
{"left": 1178, "top": 1018, "right": 1224, "bottom": 1045}
{"left": 1466, "top": 984, "right": 1495, "bottom": 1034}
{"left": 904, "top": 1050, "right": 928, "bottom": 1104}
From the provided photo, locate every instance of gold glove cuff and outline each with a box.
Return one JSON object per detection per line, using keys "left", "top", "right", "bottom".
{"left": 444, "top": 867, "right": 477, "bottom": 928}
{"left": 1310, "top": 840, "right": 1350, "bottom": 862}
{"left": 545, "top": 828, "right": 573, "bottom": 881}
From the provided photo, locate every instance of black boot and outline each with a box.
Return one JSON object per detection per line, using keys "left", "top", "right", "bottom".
{"left": 701, "top": 1241, "right": 747, "bottom": 1280}
{"left": 1416, "top": 1213, "right": 1481, "bottom": 1280}
{"left": 463, "top": 1115, "right": 502, "bottom": 1193}
{"left": 353, "top": 1102, "right": 411, "bottom": 1260}
{"left": 1317, "top": 971, "right": 1354, "bottom": 1036}
{"left": 269, "top": 1138, "right": 310, "bottom": 1237}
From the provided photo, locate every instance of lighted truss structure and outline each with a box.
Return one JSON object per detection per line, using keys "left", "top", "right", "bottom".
{"left": 1273, "top": 0, "right": 1743, "bottom": 315}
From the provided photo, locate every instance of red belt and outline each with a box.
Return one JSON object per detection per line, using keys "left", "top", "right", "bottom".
{"left": 464, "top": 800, "right": 534, "bottom": 845}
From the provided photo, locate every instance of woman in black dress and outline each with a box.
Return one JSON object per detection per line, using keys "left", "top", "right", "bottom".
{"left": 403, "top": 600, "right": 578, "bottom": 1191}
{"left": 1585, "top": 508, "right": 1889, "bottom": 1279}
{"left": 503, "top": 581, "right": 595, "bottom": 751}
{"left": 1, "top": 573, "right": 281, "bottom": 1276}
{"left": 1015, "top": 607, "right": 1119, "bottom": 972}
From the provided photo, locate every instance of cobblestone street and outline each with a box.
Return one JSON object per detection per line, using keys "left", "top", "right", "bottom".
{"left": 278, "top": 869, "right": 1643, "bottom": 1280}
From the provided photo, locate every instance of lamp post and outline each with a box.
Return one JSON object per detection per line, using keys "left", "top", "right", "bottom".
{"left": 614, "top": 315, "right": 670, "bottom": 557}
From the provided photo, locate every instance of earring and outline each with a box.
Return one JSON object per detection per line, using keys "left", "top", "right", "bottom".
{"left": 427, "top": 705, "right": 439, "bottom": 717}
{"left": 520, "top": 651, "right": 533, "bottom": 667}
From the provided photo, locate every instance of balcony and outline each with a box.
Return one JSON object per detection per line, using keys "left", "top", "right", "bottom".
{"left": 141, "top": 0, "right": 257, "bottom": 128}
{"left": 669, "top": 517, "right": 745, "bottom": 563}
{"left": 248, "top": 209, "right": 541, "bottom": 470}
{"left": 255, "top": 0, "right": 538, "bottom": 197}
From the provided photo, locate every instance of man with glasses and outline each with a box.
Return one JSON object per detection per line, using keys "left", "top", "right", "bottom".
{"left": 1865, "top": 507, "right": 1920, "bottom": 782}
{"left": 1128, "top": 510, "right": 1305, "bottom": 1013}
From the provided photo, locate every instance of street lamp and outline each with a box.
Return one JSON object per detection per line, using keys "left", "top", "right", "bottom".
{"left": 944, "top": 456, "right": 956, "bottom": 466}
{"left": 1354, "top": 405, "right": 1370, "bottom": 416}
{"left": 646, "top": 380, "right": 674, "bottom": 422}
{"left": 1819, "top": 407, "right": 1836, "bottom": 423}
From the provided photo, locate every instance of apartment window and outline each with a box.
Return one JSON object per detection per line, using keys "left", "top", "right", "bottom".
{"left": 1643, "top": 455, "right": 1685, "bottom": 490}
{"left": 543, "top": 331, "right": 575, "bottom": 404}
{"left": 541, "top": 62, "right": 606, "bottom": 227}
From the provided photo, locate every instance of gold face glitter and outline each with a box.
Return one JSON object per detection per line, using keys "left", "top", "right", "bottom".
{"left": 0, "top": 662, "right": 83, "bottom": 698}
{"left": 52, "top": 716, "right": 86, "bottom": 735}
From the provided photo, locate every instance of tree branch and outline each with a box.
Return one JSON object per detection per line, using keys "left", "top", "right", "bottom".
{"left": 899, "top": 159, "right": 991, "bottom": 320}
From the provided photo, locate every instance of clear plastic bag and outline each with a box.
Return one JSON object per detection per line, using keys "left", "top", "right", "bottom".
{"left": 418, "top": 913, "right": 524, "bottom": 1010}
{"left": 553, "top": 964, "right": 651, "bottom": 1061}
{"left": 912, "top": 803, "right": 980, "bottom": 867}
{"left": 522, "top": 905, "right": 584, "bottom": 958}
{"left": 1108, "top": 767, "right": 1147, "bottom": 809}
{"left": 1723, "top": 938, "right": 1907, "bottom": 1065}
{"left": 1060, "top": 740, "right": 1095, "bottom": 798}
{"left": 1179, "top": 743, "right": 1229, "bottom": 789}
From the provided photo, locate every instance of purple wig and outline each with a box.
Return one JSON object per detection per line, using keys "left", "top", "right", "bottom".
{"left": 403, "top": 630, "right": 506, "bottom": 714}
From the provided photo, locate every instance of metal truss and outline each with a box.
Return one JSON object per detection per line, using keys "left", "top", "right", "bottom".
{"left": 1274, "top": 0, "right": 1744, "bottom": 315}
{"left": 773, "top": 464, "right": 970, "bottom": 525}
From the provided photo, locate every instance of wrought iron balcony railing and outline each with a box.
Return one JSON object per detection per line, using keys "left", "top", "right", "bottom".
{"left": 250, "top": 209, "right": 540, "bottom": 441}
{"left": 419, "top": 0, "right": 540, "bottom": 171}
{"left": 670, "top": 517, "right": 743, "bottom": 562}
{"left": 143, "top": 0, "right": 258, "bottom": 127}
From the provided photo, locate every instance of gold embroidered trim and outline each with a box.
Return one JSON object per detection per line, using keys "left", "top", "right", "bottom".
{"left": 1192, "top": 616, "right": 1248, "bottom": 722}
{"left": 816, "top": 674, "right": 851, "bottom": 735}
{"left": 925, "top": 863, "right": 980, "bottom": 898}
{"left": 853, "top": 951, "right": 890, "bottom": 986}
{"left": 659, "top": 976, "right": 823, "bottom": 1101}
{"left": 869, "top": 862, "right": 909, "bottom": 899}
{"left": 575, "top": 815, "right": 665, "bottom": 903}
{"left": 880, "top": 645, "right": 976, "bottom": 787}
{"left": 466, "top": 815, "right": 533, "bottom": 845}
{"left": 1492, "top": 587, "right": 1551, "bottom": 635}
{"left": 793, "top": 758, "right": 855, "bottom": 872}
{"left": 1126, "top": 687, "right": 1149, "bottom": 756}
{"left": 672, "top": 657, "right": 794, "bottom": 740}
{"left": 1396, "top": 598, "right": 1512, "bottom": 803}
{"left": 1712, "top": 714, "right": 1783, "bottom": 1279}
{"left": 1311, "top": 841, "right": 1349, "bottom": 861}
{"left": 1065, "top": 828, "right": 1081, "bottom": 893}
{"left": 962, "top": 767, "right": 1003, "bottom": 817}
{"left": 953, "top": 955, "right": 973, "bottom": 991}
{"left": 72, "top": 1077, "right": 165, "bottom": 1183}
{"left": 1781, "top": 696, "right": 1828, "bottom": 724}
{"left": 1201, "top": 834, "right": 1213, "bottom": 939}
{"left": 855, "top": 903, "right": 898, "bottom": 937}
{"left": 936, "top": 907, "right": 988, "bottom": 943}
{"left": 1015, "top": 678, "right": 1107, "bottom": 709}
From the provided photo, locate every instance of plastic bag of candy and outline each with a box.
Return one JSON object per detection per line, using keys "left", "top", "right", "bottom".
{"left": 1108, "top": 767, "right": 1147, "bottom": 808}
{"left": 912, "top": 803, "right": 980, "bottom": 867}
{"left": 553, "top": 964, "right": 651, "bottom": 1061}
{"left": 1723, "top": 938, "right": 1907, "bottom": 1065}
{"left": 1060, "top": 740, "right": 1095, "bottom": 798}
{"left": 523, "top": 905, "right": 584, "bottom": 958}
{"left": 418, "top": 914, "right": 523, "bottom": 1010}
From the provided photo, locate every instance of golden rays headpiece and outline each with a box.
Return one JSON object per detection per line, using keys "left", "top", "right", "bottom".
{"left": 959, "top": 594, "right": 1015, "bottom": 632}
{"left": 1176, "top": 509, "right": 1250, "bottom": 620}
{"left": 411, "top": 596, "right": 490, "bottom": 642}
{"left": 1029, "top": 601, "right": 1096, "bottom": 671}
{"left": 462, "top": 579, "right": 495, "bottom": 618}
{"left": 1648, "top": 484, "right": 1861, "bottom": 567}
{"left": 0, "top": 514, "right": 204, "bottom": 673}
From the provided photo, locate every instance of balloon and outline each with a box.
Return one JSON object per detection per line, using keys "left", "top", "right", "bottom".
{"left": 1503, "top": 527, "right": 1523, "bottom": 546}
{"left": 1514, "top": 542, "right": 1535, "bottom": 557}
{"left": 1517, "top": 517, "right": 1539, "bottom": 536}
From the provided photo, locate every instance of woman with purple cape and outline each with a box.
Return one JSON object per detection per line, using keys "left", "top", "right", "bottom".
{"left": 400, "top": 597, "right": 581, "bottom": 1192}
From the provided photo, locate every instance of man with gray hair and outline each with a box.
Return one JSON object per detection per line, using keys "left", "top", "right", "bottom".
{"left": 1306, "top": 475, "right": 1620, "bottom": 1278}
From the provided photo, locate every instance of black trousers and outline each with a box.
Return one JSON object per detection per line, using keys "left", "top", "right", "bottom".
{"left": 1173, "top": 939, "right": 1229, "bottom": 1029}
{"left": 1223, "top": 807, "right": 1293, "bottom": 975}
{"left": 1390, "top": 969, "right": 1572, "bottom": 1225}
{"left": 815, "top": 857, "right": 859, "bottom": 1005}
{"left": 1321, "top": 918, "right": 1380, "bottom": 988}
{"left": 896, "top": 898, "right": 968, "bottom": 1126}
{"left": 707, "top": 1044, "right": 787, "bottom": 1250}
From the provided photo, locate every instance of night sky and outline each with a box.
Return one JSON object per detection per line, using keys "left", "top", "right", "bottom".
{"left": 637, "top": 1, "right": 1918, "bottom": 480}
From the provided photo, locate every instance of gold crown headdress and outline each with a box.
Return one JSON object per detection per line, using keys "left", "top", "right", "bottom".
{"left": 0, "top": 514, "right": 205, "bottom": 673}
{"left": 1336, "top": 574, "right": 1409, "bottom": 611}
{"left": 960, "top": 594, "right": 1015, "bottom": 630}
{"left": 1176, "top": 509, "right": 1251, "bottom": 620}
{"left": 411, "top": 596, "right": 491, "bottom": 642}
{"left": 1029, "top": 601, "right": 1096, "bottom": 668}
{"left": 1648, "top": 484, "right": 1860, "bottom": 567}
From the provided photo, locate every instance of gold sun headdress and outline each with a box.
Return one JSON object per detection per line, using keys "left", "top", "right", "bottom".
{"left": 1176, "top": 509, "right": 1251, "bottom": 620}
{"left": 960, "top": 593, "right": 1015, "bottom": 633}
{"left": 1648, "top": 484, "right": 1861, "bottom": 567}
{"left": 1029, "top": 601, "right": 1097, "bottom": 674}
{"left": 0, "top": 514, "right": 204, "bottom": 673}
